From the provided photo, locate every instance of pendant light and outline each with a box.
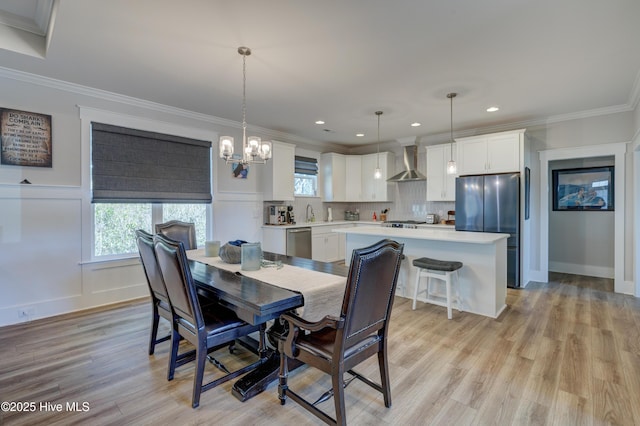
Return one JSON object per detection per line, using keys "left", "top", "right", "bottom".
{"left": 219, "top": 47, "right": 272, "bottom": 165}
{"left": 374, "top": 111, "right": 383, "bottom": 179}
{"left": 446, "top": 92, "right": 457, "bottom": 175}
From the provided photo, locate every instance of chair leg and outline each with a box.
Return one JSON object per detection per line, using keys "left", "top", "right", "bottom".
{"left": 377, "top": 346, "right": 392, "bottom": 407}
{"left": 149, "top": 307, "right": 160, "bottom": 355}
{"left": 278, "top": 343, "right": 288, "bottom": 405}
{"left": 412, "top": 269, "right": 421, "bottom": 310}
{"left": 167, "top": 327, "right": 180, "bottom": 381}
{"left": 332, "top": 368, "right": 347, "bottom": 426}
{"left": 455, "top": 270, "right": 462, "bottom": 312}
{"left": 192, "top": 341, "right": 207, "bottom": 409}
{"left": 445, "top": 272, "right": 453, "bottom": 320}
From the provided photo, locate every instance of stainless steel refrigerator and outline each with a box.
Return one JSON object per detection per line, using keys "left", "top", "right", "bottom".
{"left": 455, "top": 173, "right": 520, "bottom": 288}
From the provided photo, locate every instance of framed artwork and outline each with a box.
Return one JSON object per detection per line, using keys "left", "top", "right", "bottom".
{"left": 230, "top": 155, "right": 248, "bottom": 179}
{"left": 0, "top": 108, "right": 52, "bottom": 167}
{"left": 552, "top": 166, "right": 614, "bottom": 211}
{"left": 524, "top": 167, "right": 530, "bottom": 220}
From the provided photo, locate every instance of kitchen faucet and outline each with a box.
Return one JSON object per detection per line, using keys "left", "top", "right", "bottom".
{"left": 306, "top": 204, "right": 315, "bottom": 222}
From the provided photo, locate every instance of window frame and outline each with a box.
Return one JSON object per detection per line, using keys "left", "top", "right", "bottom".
{"left": 79, "top": 107, "right": 217, "bottom": 263}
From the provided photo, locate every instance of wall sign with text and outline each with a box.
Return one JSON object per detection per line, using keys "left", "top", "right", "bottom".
{"left": 0, "top": 108, "right": 52, "bottom": 167}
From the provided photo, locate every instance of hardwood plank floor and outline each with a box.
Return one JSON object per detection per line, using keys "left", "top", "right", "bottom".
{"left": 1, "top": 272, "right": 638, "bottom": 425}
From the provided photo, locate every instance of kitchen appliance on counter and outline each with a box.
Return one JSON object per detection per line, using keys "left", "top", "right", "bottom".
{"left": 344, "top": 210, "right": 360, "bottom": 221}
{"left": 382, "top": 220, "right": 426, "bottom": 229}
{"left": 286, "top": 205, "right": 295, "bottom": 224}
{"left": 269, "top": 205, "right": 287, "bottom": 225}
{"left": 455, "top": 173, "right": 520, "bottom": 288}
{"left": 286, "top": 227, "right": 311, "bottom": 259}
{"left": 425, "top": 214, "right": 438, "bottom": 224}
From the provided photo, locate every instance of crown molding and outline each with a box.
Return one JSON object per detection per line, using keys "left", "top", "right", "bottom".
{"left": 0, "top": 66, "right": 320, "bottom": 146}
{"left": 0, "top": 65, "right": 636, "bottom": 152}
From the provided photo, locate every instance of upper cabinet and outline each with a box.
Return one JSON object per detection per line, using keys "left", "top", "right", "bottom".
{"left": 456, "top": 129, "right": 525, "bottom": 176}
{"left": 345, "top": 155, "right": 362, "bottom": 201}
{"left": 263, "top": 141, "right": 295, "bottom": 201}
{"left": 426, "top": 143, "right": 456, "bottom": 201}
{"left": 321, "top": 152, "right": 393, "bottom": 202}
{"left": 322, "top": 153, "right": 347, "bottom": 201}
{"left": 361, "top": 152, "right": 393, "bottom": 201}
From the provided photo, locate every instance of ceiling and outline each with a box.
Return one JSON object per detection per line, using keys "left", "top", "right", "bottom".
{"left": 0, "top": 0, "right": 639, "bottom": 149}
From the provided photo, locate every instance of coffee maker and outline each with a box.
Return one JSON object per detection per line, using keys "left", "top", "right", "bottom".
{"left": 286, "top": 205, "right": 295, "bottom": 224}
{"left": 269, "top": 205, "right": 287, "bottom": 225}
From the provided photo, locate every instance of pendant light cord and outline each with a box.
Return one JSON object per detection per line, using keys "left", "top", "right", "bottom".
{"left": 447, "top": 93, "right": 456, "bottom": 162}
{"left": 242, "top": 52, "right": 247, "bottom": 149}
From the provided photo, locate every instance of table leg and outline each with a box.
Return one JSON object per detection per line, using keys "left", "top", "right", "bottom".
{"left": 231, "top": 320, "right": 302, "bottom": 401}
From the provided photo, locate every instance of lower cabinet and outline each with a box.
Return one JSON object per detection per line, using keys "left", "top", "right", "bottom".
{"left": 262, "top": 227, "right": 286, "bottom": 255}
{"left": 312, "top": 226, "right": 341, "bottom": 262}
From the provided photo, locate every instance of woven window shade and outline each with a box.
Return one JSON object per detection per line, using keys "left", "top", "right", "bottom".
{"left": 91, "top": 123, "right": 212, "bottom": 203}
{"left": 294, "top": 156, "right": 318, "bottom": 175}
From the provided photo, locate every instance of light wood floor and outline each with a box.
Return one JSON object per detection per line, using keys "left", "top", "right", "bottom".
{"left": 1, "top": 272, "right": 639, "bottom": 425}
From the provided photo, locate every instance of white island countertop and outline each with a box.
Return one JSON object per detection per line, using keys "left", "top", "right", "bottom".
{"left": 337, "top": 226, "right": 509, "bottom": 319}
{"left": 333, "top": 226, "right": 508, "bottom": 244}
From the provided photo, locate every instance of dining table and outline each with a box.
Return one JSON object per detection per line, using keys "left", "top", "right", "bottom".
{"left": 187, "top": 251, "right": 349, "bottom": 401}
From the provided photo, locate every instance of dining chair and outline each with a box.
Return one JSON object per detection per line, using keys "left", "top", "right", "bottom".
{"left": 153, "top": 233, "right": 266, "bottom": 408}
{"left": 135, "top": 229, "right": 172, "bottom": 355}
{"left": 278, "top": 239, "right": 404, "bottom": 426}
{"left": 155, "top": 220, "right": 197, "bottom": 250}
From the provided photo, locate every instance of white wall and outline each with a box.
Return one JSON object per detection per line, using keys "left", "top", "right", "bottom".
{"left": 0, "top": 69, "right": 302, "bottom": 326}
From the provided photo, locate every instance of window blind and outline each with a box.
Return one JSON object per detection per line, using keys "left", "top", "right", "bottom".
{"left": 91, "top": 123, "right": 212, "bottom": 203}
{"left": 294, "top": 156, "right": 318, "bottom": 175}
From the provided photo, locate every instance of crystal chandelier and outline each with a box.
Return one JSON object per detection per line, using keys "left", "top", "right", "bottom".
{"left": 219, "top": 47, "right": 272, "bottom": 165}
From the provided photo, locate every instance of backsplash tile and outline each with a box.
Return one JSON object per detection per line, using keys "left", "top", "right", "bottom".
{"left": 264, "top": 180, "right": 455, "bottom": 224}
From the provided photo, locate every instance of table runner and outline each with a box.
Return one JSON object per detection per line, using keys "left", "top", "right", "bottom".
{"left": 186, "top": 249, "right": 346, "bottom": 322}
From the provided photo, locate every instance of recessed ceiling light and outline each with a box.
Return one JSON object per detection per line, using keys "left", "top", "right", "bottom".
{"left": 411, "top": 122, "right": 421, "bottom": 127}
{"left": 356, "top": 133, "right": 364, "bottom": 137}
{"left": 315, "top": 120, "right": 325, "bottom": 124}
{"left": 486, "top": 106, "right": 499, "bottom": 112}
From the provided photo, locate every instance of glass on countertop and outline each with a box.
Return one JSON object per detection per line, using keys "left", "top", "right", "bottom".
{"left": 261, "top": 258, "right": 283, "bottom": 269}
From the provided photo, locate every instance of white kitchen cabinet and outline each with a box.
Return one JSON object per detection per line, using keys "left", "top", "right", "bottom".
{"left": 262, "top": 226, "right": 287, "bottom": 255}
{"left": 345, "top": 155, "right": 362, "bottom": 201}
{"left": 361, "top": 152, "right": 393, "bottom": 201}
{"left": 263, "top": 141, "right": 295, "bottom": 201}
{"left": 321, "top": 153, "right": 346, "bottom": 201}
{"left": 456, "top": 129, "right": 525, "bottom": 175}
{"left": 311, "top": 226, "right": 341, "bottom": 262}
{"left": 426, "top": 143, "right": 456, "bottom": 201}
{"left": 322, "top": 152, "right": 393, "bottom": 202}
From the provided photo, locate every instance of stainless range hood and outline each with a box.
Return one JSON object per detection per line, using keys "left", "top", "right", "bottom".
{"left": 387, "top": 145, "right": 426, "bottom": 182}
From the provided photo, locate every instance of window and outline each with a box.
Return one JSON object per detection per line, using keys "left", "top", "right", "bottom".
{"left": 294, "top": 156, "right": 318, "bottom": 197}
{"left": 93, "top": 204, "right": 207, "bottom": 257}
{"left": 90, "top": 122, "right": 212, "bottom": 258}
{"left": 94, "top": 204, "right": 151, "bottom": 257}
{"left": 162, "top": 204, "right": 207, "bottom": 247}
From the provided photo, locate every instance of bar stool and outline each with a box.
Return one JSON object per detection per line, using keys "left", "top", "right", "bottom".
{"left": 412, "top": 257, "right": 463, "bottom": 319}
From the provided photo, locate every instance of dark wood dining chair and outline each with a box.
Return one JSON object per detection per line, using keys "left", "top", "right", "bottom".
{"left": 153, "top": 233, "right": 266, "bottom": 408}
{"left": 155, "top": 220, "right": 197, "bottom": 250}
{"left": 278, "top": 239, "right": 404, "bottom": 426}
{"left": 135, "top": 229, "right": 172, "bottom": 355}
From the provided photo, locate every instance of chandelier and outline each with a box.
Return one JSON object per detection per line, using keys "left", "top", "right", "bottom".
{"left": 219, "top": 47, "right": 272, "bottom": 165}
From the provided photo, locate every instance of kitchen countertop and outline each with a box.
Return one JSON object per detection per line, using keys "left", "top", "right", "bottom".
{"left": 261, "top": 220, "right": 380, "bottom": 229}
{"left": 262, "top": 221, "right": 455, "bottom": 230}
{"left": 333, "top": 225, "right": 508, "bottom": 244}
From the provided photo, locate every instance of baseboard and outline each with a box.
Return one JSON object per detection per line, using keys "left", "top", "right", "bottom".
{"left": 548, "top": 261, "right": 614, "bottom": 279}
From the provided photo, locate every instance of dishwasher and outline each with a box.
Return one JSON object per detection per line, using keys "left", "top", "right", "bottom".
{"left": 286, "top": 227, "right": 312, "bottom": 259}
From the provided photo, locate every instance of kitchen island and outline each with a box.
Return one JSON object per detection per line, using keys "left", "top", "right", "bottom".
{"left": 333, "top": 226, "right": 509, "bottom": 318}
